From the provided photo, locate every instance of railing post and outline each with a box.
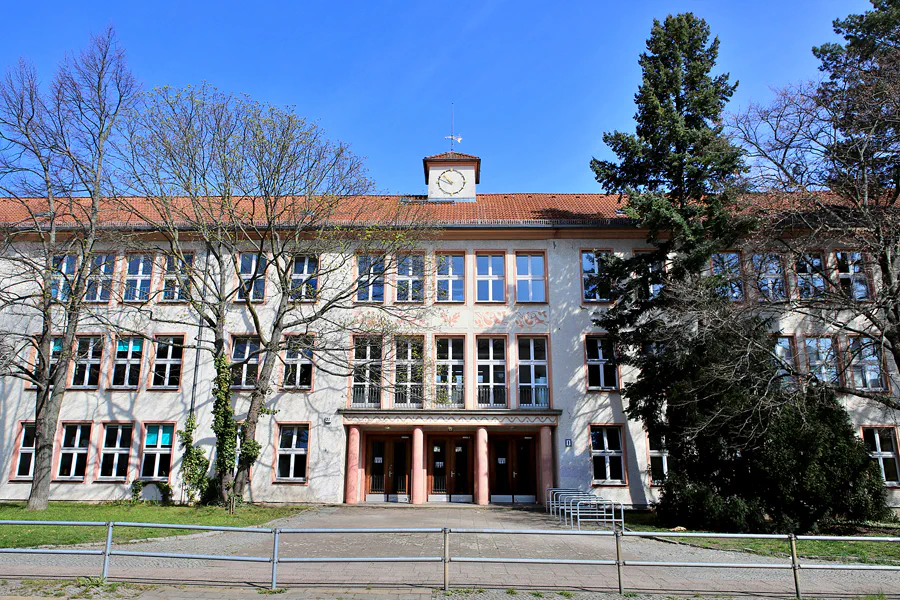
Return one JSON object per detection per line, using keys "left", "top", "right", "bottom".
{"left": 271, "top": 528, "right": 280, "bottom": 591}
{"left": 100, "top": 522, "right": 113, "bottom": 582}
{"left": 789, "top": 533, "right": 801, "bottom": 599}
{"left": 615, "top": 529, "right": 624, "bottom": 595}
{"left": 442, "top": 527, "right": 450, "bottom": 591}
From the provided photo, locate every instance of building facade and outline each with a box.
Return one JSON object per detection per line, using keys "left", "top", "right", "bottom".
{"left": 2, "top": 152, "right": 899, "bottom": 507}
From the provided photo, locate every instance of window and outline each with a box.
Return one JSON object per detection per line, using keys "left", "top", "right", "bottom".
{"left": 123, "top": 255, "right": 153, "bottom": 301}
{"left": 518, "top": 337, "right": 549, "bottom": 407}
{"left": 586, "top": 337, "right": 618, "bottom": 390}
{"left": 51, "top": 254, "right": 76, "bottom": 300}
{"left": 57, "top": 423, "right": 91, "bottom": 480}
{"left": 436, "top": 337, "right": 465, "bottom": 406}
{"left": 140, "top": 424, "right": 173, "bottom": 480}
{"left": 835, "top": 251, "right": 870, "bottom": 300}
{"left": 590, "top": 426, "right": 625, "bottom": 484}
{"left": 648, "top": 431, "right": 670, "bottom": 485}
{"left": 751, "top": 253, "right": 787, "bottom": 301}
{"left": 436, "top": 253, "right": 465, "bottom": 302}
{"left": 71, "top": 336, "right": 103, "bottom": 388}
{"left": 796, "top": 253, "right": 825, "bottom": 299}
{"left": 357, "top": 255, "right": 385, "bottom": 303}
{"left": 582, "top": 250, "right": 612, "bottom": 302}
{"left": 396, "top": 254, "right": 424, "bottom": 302}
{"left": 711, "top": 252, "right": 744, "bottom": 301}
{"left": 516, "top": 253, "right": 546, "bottom": 302}
{"left": 774, "top": 336, "right": 796, "bottom": 387}
{"left": 283, "top": 336, "right": 313, "bottom": 390}
{"left": 237, "top": 252, "right": 266, "bottom": 302}
{"left": 162, "top": 254, "right": 193, "bottom": 302}
{"left": 476, "top": 254, "right": 505, "bottom": 302}
{"left": 849, "top": 337, "right": 885, "bottom": 391}
{"left": 112, "top": 337, "right": 144, "bottom": 388}
{"left": 289, "top": 256, "right": 318, "bottom": 301}
{"left": 395, "top": 337, "right": 424, "bottom": 406}
{"left": 276, "top": 425, "right": 309, "bottom": 482}
{"left": 352, "top": 336, "right": 382, "bottom": 406}
{"left": 14, "top": 423, "right": 36, "bottom": 479}
{"left": 152, "top": 336, "right": 184, "bottom": 388}
{"left": 85, "top": 254, "right": 115, "bottom": 302}
{"left": 863, "top": 427, "right": 900, "bottom": 485}
{"left": 99, "top": 424, "right": 133, "bottom": 480}
{"left": 42, "top": 337, "right": 64, "bottom": 389}
{"left": 637, "top": 254, "right": 665, "bottom": 300}
{"left": 805, "top": 337, "right": 838, "bottom": 384}
{"left": 477, "top": 337, "right": 507, "bottom": 407}
{"left": 231, "top": 336, "right": 261, "bottom": 388}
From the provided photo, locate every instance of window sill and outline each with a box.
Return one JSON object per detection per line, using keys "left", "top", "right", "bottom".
{"left": 8, "top": 477, "right": 33, "bottom": 483}
{"left": 515, "top": 301, "right": 549, "bottom": 306}
{"left": 67, "top": 386, "right": 100, "bottom": 391}
{"left": 95, "top": 477, "right": 128, "bottom": 484}
{"left": 52, "top": 478, "right": 87, "bottom": 484}
{"left": 148, "top": 386, "right": 181, "bottom": 392}
{"left": 108, "top": 386, "right": 140, "bottom": 391}
{"left": 280, "top": 387, "right": 313, "bottom": 393}
{"left": 587, "top": 387, "right": 620, "bottom": 393}
{"left": 591, "top": 481, "right": 627, "bottom": 487}
{"left": 273, "top": 479, "right": 308, "bottom": 485}
{"left": 395, "top": 300, "right": 425, "bottom": 305}
{"left": 475, "top": 300, "right": 506, "bottom": 304}
{"left": 139, "top": 478, "right": 171, "bottom": 483}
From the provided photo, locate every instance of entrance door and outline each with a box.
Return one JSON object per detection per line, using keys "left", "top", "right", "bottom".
{"left": 489, "top": 436, "right": 536, "bottom": 503}
{"left": 366, "top": 437, "right": 411, "bottom": 502}
{"left": 428, "top": 437, "right": 474, "bottom": 502}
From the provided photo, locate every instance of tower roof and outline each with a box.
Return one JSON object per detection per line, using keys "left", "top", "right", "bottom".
{"left": 423, "top": 151, "right": 481, "bottom": 184}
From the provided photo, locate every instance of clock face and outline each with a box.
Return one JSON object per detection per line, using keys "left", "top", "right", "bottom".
{"left": 436, "top": 169, "right": 466, "bottom": 196}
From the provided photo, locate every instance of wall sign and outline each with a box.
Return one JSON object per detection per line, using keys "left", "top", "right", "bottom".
{"left": 565, "top": 439, "right": 572, "bottom": 447}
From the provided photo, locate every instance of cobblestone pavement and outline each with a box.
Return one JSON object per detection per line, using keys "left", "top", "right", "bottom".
{"left": 0, "top": 504, "right": 898, "bottom": 599}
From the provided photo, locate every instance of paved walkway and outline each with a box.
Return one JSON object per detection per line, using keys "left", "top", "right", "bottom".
{"left": 0, "top": 505, "right": 897, "bottom": 598}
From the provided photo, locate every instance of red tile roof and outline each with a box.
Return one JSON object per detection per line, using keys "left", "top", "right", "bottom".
{"left": 423, "top": 151, "right": 481, "bottom": 161}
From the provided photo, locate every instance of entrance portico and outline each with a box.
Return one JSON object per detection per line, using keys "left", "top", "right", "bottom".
{"left": 341, "top": 409, "right": 559, "bottom": 505}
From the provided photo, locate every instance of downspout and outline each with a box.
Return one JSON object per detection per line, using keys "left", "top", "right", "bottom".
{"left": 188, "top": 244, "right": 212, "bottom": 417}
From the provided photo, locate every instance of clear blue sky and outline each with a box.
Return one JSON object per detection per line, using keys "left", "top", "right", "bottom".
{"left": 0, "top": 0, "right": 870, "bottom": 195}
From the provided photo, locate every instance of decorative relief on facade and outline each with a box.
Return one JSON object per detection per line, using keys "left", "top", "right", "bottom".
{"left": 440, "top": 311, "right": 461, "bottom": 327}
{"left": 341, "top": 413, "right": 558, "bottom": 427}
{"left": 473, "top": 310, "right": 549, "bottom": 329}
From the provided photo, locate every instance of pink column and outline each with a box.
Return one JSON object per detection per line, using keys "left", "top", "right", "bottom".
{"left": 475, "top": 427, "right": 489, "bottom": 505}
{"left": 539, "top": 426, "right": 553, "bottom": 505}
{"left": 411, "top": 427, "right": 425, "bottom": 504}
{"left": 345, "top": 426, "right": 361, "bottom": 504}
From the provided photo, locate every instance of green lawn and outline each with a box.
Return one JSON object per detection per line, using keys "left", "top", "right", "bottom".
{"left": 0, "top": 502, "right": 304, "bottom": 548}
{"left": 624, "top": 510, "right": 900, "bottom": 565}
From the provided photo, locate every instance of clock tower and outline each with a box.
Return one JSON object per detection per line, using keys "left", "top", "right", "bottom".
{"left": 423, "top": 151, "right": 480, "bottom": 202}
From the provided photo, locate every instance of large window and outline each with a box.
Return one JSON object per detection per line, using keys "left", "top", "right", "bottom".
{"left": 590, "top": 426, "right": 625, "bottom": 484}
{"left": 796, "top": 253, "right": 825, "bottom": 299}
{"left": 436, "top": 337, "right": 465, "bottom": 406}
{"left": 751, "top": 253, "right": 787, "bottom": 302}
{"left": 237, "top": 252, "right": 266, "bottom": 302}
{"left": 140, "top": 424, "right": 174, "bottom": 480}
{"left": 85, "top": 254, "right": 115, "bottom": 303}
{"left": 648, "top": 430, "right": 670, "bottom": 485}
{"left": 57, "top": 423, "right": 91, "bottom": 480}
{"left": 289, "top": 256, "right": 318, "bottom": 301}
{"left": 162, "top": 254, "right": 193, "bottom": 302}
{"left": 518, "top": 337, "right": 549, "bottom": 407}
{"left": 835, "top": 251, "right": 870, "bottom": 300}
{"left": 477, "top": 337, "right": 507, "bottom": 407}
{"left": 357, "top": 255, "right": 385, "bottom": 303}
{"left": 14, "top": 423, "right": 36, "bottom": 479}
{"left": 152, "top": 336, "right": 184, "bottom": 388}
{"left": 99, "top": 424, "right": 133, "bottom": 480}
{"left": 231, "top": 336, "right": 261, "bottom": 388}
{"left": 586, "top": 337, "right": 618, "bottom": 390}
{"left": 51, "top": 254, "right": 76, "bottom": 301}
{"left": 276, "top": 424, "right": 309, "bottom": 482}
{"left": 123, "top": 255, "right": 154, "bottom": 302}
{"left": 475, "top": 254, "right": 505, "bottom": 302}
{"left": 582, "top": 250, "right": 612, "bottom": 302}
{"left": 712, "top": 252, "right": 744, "bottom": 301}
{"left": 863, "top": 427, "right": 900, "bottom": 485}
{"left": 72, "top": 336, "right": 103, "bottom": 388}
{"left": 805, "top": 337, "right": 838, "bottom": 384}
{"left": 396, "top": 255, "right": 424, "bottom": 302}
{"left": 352, "top": 336, "right": 382, "bottom": 406}
{"left": 112, "top": 337, "right": 144, "bottom": 388}
{"left": 436, "top": 253, "right": 465, "bottom": 302}
{"left": 394, "top": 337, "right": 424, "bottom": 406}
{"left": 849, "top": 337, "right": 885, "bottom": 391}
{"left": 515, "top": 253, "right": 546, "bottom": 302}
{"left": 283, "top": 336, "right": 313, "bottom": 390}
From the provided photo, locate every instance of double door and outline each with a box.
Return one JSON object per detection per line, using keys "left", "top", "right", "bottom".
{"left": 489, "top": 436, "right": 536, "bottom": 503}
{"left": 429, "top": 437, "right": 473, "bottom": 502}
{"left": 366, "top": 437, "right": 410, "bottom": 502}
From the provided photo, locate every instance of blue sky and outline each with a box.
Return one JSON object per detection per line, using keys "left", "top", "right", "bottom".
{"left": 0, "top": 0, "right": 870, "bottom": 195}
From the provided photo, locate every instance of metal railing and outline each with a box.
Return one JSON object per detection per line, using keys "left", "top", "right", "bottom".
{"left": 1, "top": 519, "right": 899, "bottom": 597}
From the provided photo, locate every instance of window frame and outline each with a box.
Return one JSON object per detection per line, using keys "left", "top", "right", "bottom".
{"left": 289, "top": 255, "right": 318, "bottom": 302}
{"left": 231, "top": 335, "right": 262, "bottom": 390}
{"left": 351, "top": 335, "right": 383, "bottom": 407}
{"left": 585, "top": 335, "right": 619, "bottom": 391}
{"left": 476, "top": 336, "right": 508, "bottom": 407}
{"left": 475, "top": 252, "right": 506, "bottom": 304}
{"left": 162, "top": 253, "right": 194, "bottom": 303}
{"left": 435, "top": 336, "right": 466, "bottom": 407}
{"left": 435, "top": 252, "right": 466, "bottom": 303}
{"left": 97, "top": 422, "right": 134, "bottom": 481}
{"left": 122, "top": 254, "right": 154, "bottom": 302}
{"left": 589, "top": 424, "right": 627, "bottom": 486}
{"left": 750, "top": 252, "right": 788, "bottom": 302}
{"left": 862, "top": 426, "right": 900, "bottom": 486}
{"left": 150, "top": 335, "right": 185, "bottom": 390}
{"left": 773, "top": 335, "right": 798, "bottom": 388}
{"left": 848, "top": 336, "right": 887, "bottom": 392}
{"left": 282, "top": 335, "right": 314, "bottom": 391}
{"left": 394, "top": 336, "right": 424, "bottom": 407}
{"left": 274, "top": 423, "right": 310, "bottom": 484}
{"left": 517, "top": 335, "right": 550, "bottom": 408}
{"left": 711, "top": 251, "right": 745, "bottom": 302}
{"left": 10, "top": 421, "right": 36, "bottom": 481}
{"left": 395, "top": 253, "right": 425, "bottom": 304}
{"left": 56, "top": 422, "right": 92, "bottom": 482}
{"left": 581, "top": 249, "right": 613, "bottom": 303}
{"left": 110, "top": 336, "right": 145, "bottom": 389}
{"left": 139, "top": 422, "right": 175, "bottom": 482}
{"left": 84, "top": 253, "right": 116, "bottom": 303}
{"left": 804, "top": 336, "right": 840, "bottom": 385}
{"left": 647, "top": 429, "right": 670, "bottom": 487}
{"left": 356, "top": 254, "right": 386, "bottom": 303}
{"left": 795, "top": 252, "right": 826, "bottom": 300}
{"left": 51, "top": 254, "right": 77, "bottom": 301}
{"left": 834, "top": 250, "right": 871, "bottom": 301}
{"left": 70, "top": 335, "right": 104, "bottom": 389}
{"left": 514, "top": 251, "right": 548, "bottom": 304}
{"left": 236, "top": 252, "right": 267, "bottom": 303}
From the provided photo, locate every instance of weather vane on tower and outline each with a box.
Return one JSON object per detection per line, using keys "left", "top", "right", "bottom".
{"left": 445, "top": 103, "right": 462, "bottom": 152}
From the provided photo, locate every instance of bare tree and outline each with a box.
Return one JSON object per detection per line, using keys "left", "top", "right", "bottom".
{"left": 0, "top": 28, "right": 139, "bottom": 510}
